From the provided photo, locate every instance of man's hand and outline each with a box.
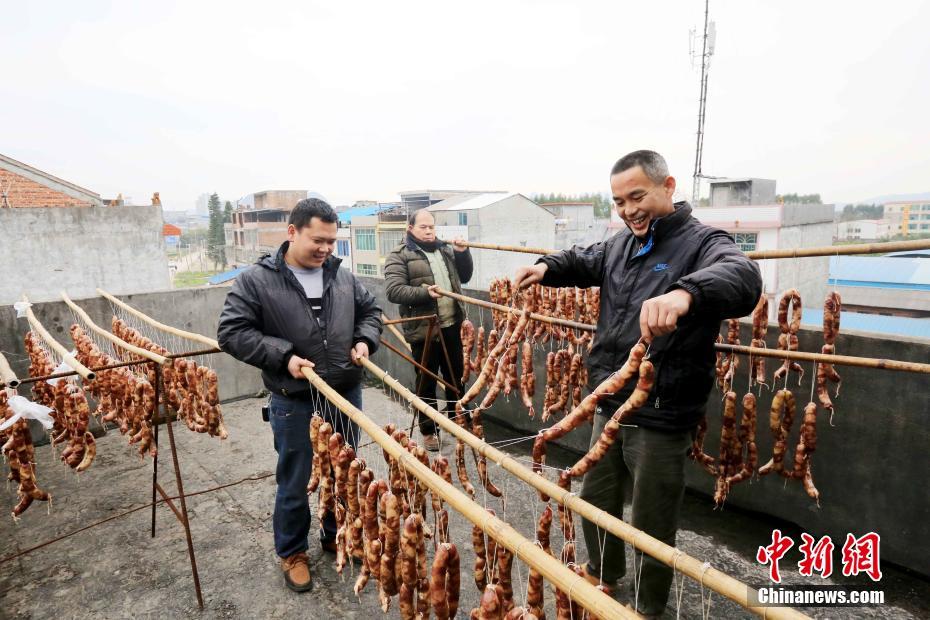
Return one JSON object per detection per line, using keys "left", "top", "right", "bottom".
{"left": 513, "top": 263, "right": 548, "bottom": 289}
{"left": 452, "top": 237, "right": 468, "bottom": 252}
{"left": 639, "top": 289, "right": 693, "bottom": 342}
{"left": 351, "top": 341, "right": 370, "bottom": 366}
{"left": 287, "top": 355, "right": 315, "bottom": 379}
{"left": 426, "top": 284, "right": 442, "bottom": 299}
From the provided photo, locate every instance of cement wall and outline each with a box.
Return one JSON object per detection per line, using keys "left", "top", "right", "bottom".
{"left": 3, "top": 278, "right": 928, "bottom": 574}
{"left": 0, "top": 206, "right": 171, "bottom": 304}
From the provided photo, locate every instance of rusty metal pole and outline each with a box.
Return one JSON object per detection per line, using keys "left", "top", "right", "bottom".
{"left": 160, "top": 364, "right": 205, "bottom": 609}
{"left": 151, "top": 363, "right": 160, "bottom": 538}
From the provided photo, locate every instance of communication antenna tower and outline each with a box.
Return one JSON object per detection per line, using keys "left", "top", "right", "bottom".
{"left": 691, "top": 0, "right": 716, "bottom": 204}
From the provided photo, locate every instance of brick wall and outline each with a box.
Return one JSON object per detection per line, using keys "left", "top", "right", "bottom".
{"left": 0, "top": 169, "right": 95, "bottom": 208}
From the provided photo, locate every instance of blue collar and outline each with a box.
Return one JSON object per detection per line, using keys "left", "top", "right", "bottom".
{"left": 633, "top": 220, "right": 658, "bottom": 258}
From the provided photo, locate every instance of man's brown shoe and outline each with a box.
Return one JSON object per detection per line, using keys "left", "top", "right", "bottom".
{"left": 423, "top": 434, "right": 440, "bottom": 452}
{"left": 281, "top": 552, "right": 313, "bottom": 592}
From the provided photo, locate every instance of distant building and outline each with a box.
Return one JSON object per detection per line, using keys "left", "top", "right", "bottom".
{"left": 539, "top": 202, "right": 610, "bottom": 248}
{"left": 883, "top": 200, "right": 930, "bottom": 236}
{"left": 826, "top": 251, "right": 930, "bottom": 319}
{"left": 226, "top": 190, "right": 311, "bottom": 266}
{"left": 335, "top": 228, "right": 352, "bottom": 265}
{"left": 0, "top": 153, "right": 102, "bottom": 208}
{"left": 399, "top": 189, "right": 502, "bottom": 213}
{"left": 835, "top": 218, "right": 898, "bottom": 242}
{"left": 708, "top": 178, "right": 777, "bottom": 207}
{"left": 162, "top": 223, "right": 182, "bottom": 252}
{"left": 195, "top": 193, "right": 211, "bottom": 216}
{"left": 692, "top": 202, "right": 835, "bottom": 320}
{"left": 349, "top": 208, "right": 407, "bottom": 277}
{"left": 427, "top": 193, "right": 556, "bottom": 289}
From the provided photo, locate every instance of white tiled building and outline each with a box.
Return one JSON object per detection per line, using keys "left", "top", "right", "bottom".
{"left": 428, "top": 192, "right": 555, "bottom": 289}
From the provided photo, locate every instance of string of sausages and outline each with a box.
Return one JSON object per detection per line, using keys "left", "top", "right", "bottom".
{"left": 1, "top": 388, "right": 51, "bottom": 518}
{"left": 697, "top": 290, "right": 841, "bottom": 506}
{"left": 111, "top": 318, "right": 227, "bottom": 439}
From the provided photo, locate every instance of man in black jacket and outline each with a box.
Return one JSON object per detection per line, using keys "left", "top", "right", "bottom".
{"left": 383, "top": 209, "right": 473, "bottom": 451}
{"left": 514, "top": 150, "right": 761, "bottom": 617}
{"left": 217, "top": 198, "right": 382, "bottom": 593}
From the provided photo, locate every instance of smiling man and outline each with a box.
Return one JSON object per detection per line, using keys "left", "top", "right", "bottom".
{"left": 514, "top": 150, "right": 761, "bottom": 617}
{"left": 217, "top": 198, "right": 382, "bottom": 593}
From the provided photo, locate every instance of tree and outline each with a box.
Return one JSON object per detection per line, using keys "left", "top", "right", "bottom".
{"left": 840, "top": 204, "right": 883, "bottom": 222}
{"left": 223, "top": 200, "right": 234, "bottom": 224}
{"left": 777, "top": 193, "right": 822, "bottom": 205}
{"left": 207, "top": 193, "right": 226, "bottom": 268}
{"left": 532, "top": 192, "right": 613, "bottom": 218}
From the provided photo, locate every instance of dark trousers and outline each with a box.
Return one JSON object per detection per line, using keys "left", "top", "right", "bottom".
{"left": 580, "top": 414, "right": 692, "bottom": 616}
{"left": 268, "top": 385, "right": 362, "bottom": 558}
{"left": 409, "top": 323, "right": 464, "bottom": 436}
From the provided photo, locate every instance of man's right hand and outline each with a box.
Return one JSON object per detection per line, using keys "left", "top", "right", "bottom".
{"left": 287, "top": 355, "right": 315, "bottom": 379}
{"left": 513, "top": 263, "right": 548, "bottom": 289}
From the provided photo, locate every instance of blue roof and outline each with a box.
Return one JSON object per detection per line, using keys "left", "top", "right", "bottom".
{"left": 801, "top": 308, "right": 930, "bottom": 340}
{"left": 885, "top": 248, "right": 930, "bottom": 258}
{"left": 338, "top": 205, "right": 387, "bottom": 223}
{"left": 208, "top": 266, "right": 249, "bottom": 285}
{"left": 829, "top": 256, "right": 930, "bottom": 291}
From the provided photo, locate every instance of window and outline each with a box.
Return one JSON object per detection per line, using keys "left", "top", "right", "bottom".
{"left": 355, "top": 228, "right": 375, "bottom": 251}
{"left": 356, "top": 263, "right": 378, "bottom": 276}
{"left": 379, "top": 230, "right": 405, "bottom": 256}
{"left": 458, "top": 212, "right": 468, "bottom": 226}
{"left": 336, "top": 240, "right": 350, "bottom": 256}
{"left": 731, "top": 232, "right": 758, "bottom": 252}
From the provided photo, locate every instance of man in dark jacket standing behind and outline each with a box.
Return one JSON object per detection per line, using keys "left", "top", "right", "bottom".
{"left": 383, "top": 209, "right": 473, "bottom": 451}
{"left": 514, "top": 151, "right": 762, "bottom": 618}
{"left": 217, "top": 198, "right": 382, "bottom": 593}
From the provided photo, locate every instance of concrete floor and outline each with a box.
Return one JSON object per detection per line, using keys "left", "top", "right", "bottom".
{"left": 1, "top": 387, "right": 926, "bottom": 619}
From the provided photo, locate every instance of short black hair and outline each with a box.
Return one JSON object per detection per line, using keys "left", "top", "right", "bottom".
{"left": 408, "top": 209, "right": 434, "bottom": 226}
{"left": 610, "top": 150, "right": 669, "bottom": 184}
{"left": 289, "top": 198, "right": 337, "bottom": 229}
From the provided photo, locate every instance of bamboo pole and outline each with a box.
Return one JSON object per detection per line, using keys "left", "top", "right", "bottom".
{"left": 746, "top": 238, "right": 930, "bottom": 259}
{"left": 716, "top": 343, "right": 930, "bottom": 374}
{"left": 21, "top": 295, "right": 96, "bottom": 381}
{"left": 382, "top": 313, "right": 413, "bottom": 352}
{"left": 96, "top": 288, "right": 220, "bottom": 350}
{"left": 0, "top": 351, "right": 19, "bottom": 389}
{"left": 443, "top": 289, "right": 929, "bottom": 375}
{"left": 61, "top": 292, "right": 169, "bottom": 366}
{"left": 448, "top": 238, "right": 930, "bottom": 260}
{"left": 383, "top": 314, "right": 437, "bottom": 325}
{"left": 360, "top": 357, "right": 808, "bottom": 620}
{"left": 301, "top": 366, "right": 640, "bottom": 620}
{"left": 432, "top": 287, "right": 596, "bottom": 333}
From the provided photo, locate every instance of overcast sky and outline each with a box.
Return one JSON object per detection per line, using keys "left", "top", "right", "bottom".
{"left": 4, "top": 1, "right": 928, "bottom": 210}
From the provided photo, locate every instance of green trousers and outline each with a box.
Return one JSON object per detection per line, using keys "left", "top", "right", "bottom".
{"left": 580, "top": 414, "right": 692, "bottom": 616}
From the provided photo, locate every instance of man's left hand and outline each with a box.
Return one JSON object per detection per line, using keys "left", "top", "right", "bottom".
{"left": 452, "top": 237, "right": 468, "bottom": 252}
{"left": 639, "top": 289, "right": 693, "bottom": 342}
{"left": 351, "top": 341, "right": 370, "bottom": 366}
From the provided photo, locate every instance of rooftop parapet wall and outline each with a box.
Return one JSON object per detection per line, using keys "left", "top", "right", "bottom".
{"left": 0, "top": 206, "right": 171, "bottom": 304}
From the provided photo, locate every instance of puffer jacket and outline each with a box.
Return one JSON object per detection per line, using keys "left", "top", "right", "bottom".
{"left": 383, "top": 237, "right": 473, "bottom": 343}
{"left": 538, "top": 202, "right": 762, "bottom": 432}
{"left": 217, "top": 242, "right": 382, "bottom": 397}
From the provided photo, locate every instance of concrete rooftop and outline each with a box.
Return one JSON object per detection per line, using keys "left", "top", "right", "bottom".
{"left": 1, "top": 387, "right": 926, "bottom": 619}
